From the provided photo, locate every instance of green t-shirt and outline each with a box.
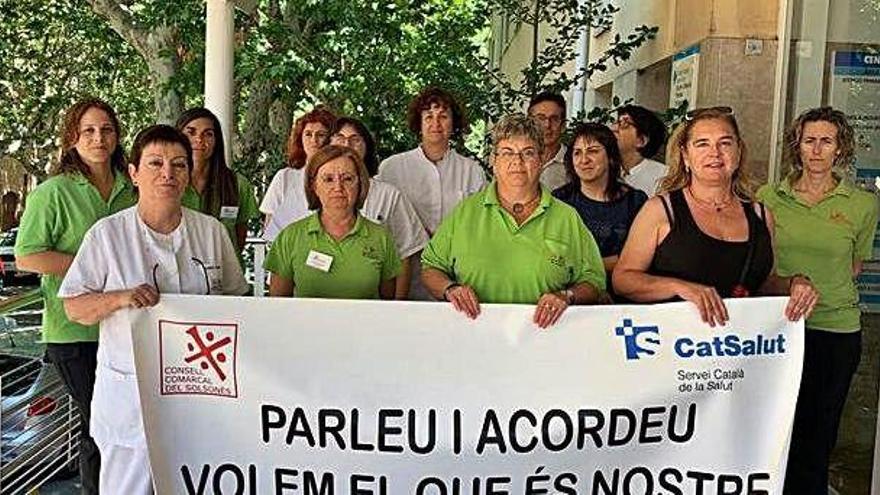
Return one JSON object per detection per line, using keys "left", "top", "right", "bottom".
{"left": 758, "top": 178, "right": 879, "bottom": 332}
{"left": 15, "top": 172, "right": 137, "bottom": 344}
{"left": 264, "top": 213, "right": 401, "bottom": 299}
{"left": 421, "top": 182, "right": 606, "bottom": 303}
{"left": 182, "top": 172, "right": 260, "bottom": 251}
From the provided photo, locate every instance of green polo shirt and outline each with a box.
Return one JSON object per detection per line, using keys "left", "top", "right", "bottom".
{"left": 15, "top": 172, "right": 136, "bottom": 344}
{"left": 758, "top": 178, "right": 878, "bottom": 332}
{"left": 421, "top": 182, "right": 606, "bottom": 303}
{"left": 264, "top": 213, "right": 401, "bottom": 299}
{"left": 182, "top": 172, "right": 260, "bottom": 251}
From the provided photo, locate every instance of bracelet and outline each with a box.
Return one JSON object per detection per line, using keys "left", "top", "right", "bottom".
{"left": 443, "top": 282, "right": 462, "bottom": 301}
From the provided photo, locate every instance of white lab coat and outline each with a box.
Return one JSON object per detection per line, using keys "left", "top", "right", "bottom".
{"left": 624, "top": 157, "right": 667, "bottom": 195}
{"left": 260, "top": 167, "right": 308, "bottom": 241}
{"left": 539, "top": 144, "right": 569, "bottom": 192}
{"left": 58, "top": 206, "right": 248, "bottom": 494}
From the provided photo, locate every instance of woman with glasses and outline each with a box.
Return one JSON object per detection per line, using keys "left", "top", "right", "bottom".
{"left": 329, "top": 117, "right": 428, "bottom": 299}
{"left": 58, "top": 125, "right": 248, "bottom": 494}
{"left": 264, "top": 145, "right": 400, "bottom": 299}
{"left": 261, "top": 106, "right": 335, "bottom": 240}
{"left": 14, "top": 98, "right": 136, "bottom": 494}
{"left": 552, "top": 123, "right": 648, "bottom": 293}
{"left": 176, "top": 108, "right": 260, "bottom": 256}
{"left": 613, "top": 107, "right": 818, "bottom": 326}
{"left": 757, "top": 107, "right": 878, "bottom": 494}
{"left": 421, "top": 114, "right": 606, "bottom": 328}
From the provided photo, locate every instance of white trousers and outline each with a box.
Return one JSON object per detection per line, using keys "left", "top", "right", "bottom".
{"left": 97, "top": 442, "right": 153, "bottom": 494}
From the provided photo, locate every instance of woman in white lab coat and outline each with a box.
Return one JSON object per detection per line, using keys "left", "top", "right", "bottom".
{"left": 59, "top": 125, "right": 249, "bottom": 494}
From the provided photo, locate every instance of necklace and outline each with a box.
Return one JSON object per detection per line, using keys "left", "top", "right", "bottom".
{"left": 687, "top": 186, "right": 734, "bottom": 212}
{"left": 499, "top": 193, "right": 540, "bottom": 216}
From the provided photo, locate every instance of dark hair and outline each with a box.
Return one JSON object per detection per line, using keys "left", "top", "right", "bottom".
{"left": 528, "top": 91, "right": 567, "bottom": 120}
{"left": 331, "top": 117, "right": 379, "bottom": 176}
{"left": 176, "top": 108, "right": 239, "bottom": 216}
{"left": 406, "top": 86, "right": 467, "bottom": 138}
{"left": 304, "top": 145, "right": 370, "bottom": 210}
{"left": 286, "top": 106, "right": 336, "bottom": 169}
{"left": 130, "top": 125, "right": 193, "bottom": 173}
{"left": 784, "top": 106, "right": 855, "bottom": 180}
{"left": 564, "top": 123, "right": 625, "bottom": 200}
{"left": 52, "top": 97, "right": 127, "bottom": 177}
{"left": 618, "top": 105, "right": 667, "bottom": 158}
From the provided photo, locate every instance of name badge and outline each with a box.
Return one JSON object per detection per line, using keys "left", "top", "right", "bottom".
{"left": 219, "top": 206, "right": 239, "bottom": 220}
{"left": 306, "top": 250, "right": 334, "bottom": 272}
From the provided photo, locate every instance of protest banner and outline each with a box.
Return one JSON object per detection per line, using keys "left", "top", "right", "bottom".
{"left": 132, "top": 296, "right": 802, "bottom": 495}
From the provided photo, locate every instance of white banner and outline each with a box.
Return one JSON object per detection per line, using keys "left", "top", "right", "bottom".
{"left": 132, "top": 296, "right": 803, "bottom": 495}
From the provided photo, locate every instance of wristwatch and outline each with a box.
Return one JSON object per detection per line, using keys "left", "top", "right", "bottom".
{"left": 561, "top": 288, "right": 575, "bottom": 305}
{"left": 443, "top": 282, "right": 462, "bottom": 301}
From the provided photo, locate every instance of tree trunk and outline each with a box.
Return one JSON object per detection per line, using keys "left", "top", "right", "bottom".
{"left": 86, "top": 0, "right": 182, "bottom": 123}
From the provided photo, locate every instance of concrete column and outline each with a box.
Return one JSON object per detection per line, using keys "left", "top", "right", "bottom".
{"left": 612, "top": 70, "right": 638, "bottom": 105}
{"left": 204, "top": 0, "right": 235, "bottom": 164}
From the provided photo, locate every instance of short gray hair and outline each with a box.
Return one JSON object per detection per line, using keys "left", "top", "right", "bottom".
{"left": 491, "top": 114, "right": 544, "bottom": 155}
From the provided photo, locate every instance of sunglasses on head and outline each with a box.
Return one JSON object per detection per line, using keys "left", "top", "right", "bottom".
{"left": 684, "top": 106, "right": 735, "bottom": 121}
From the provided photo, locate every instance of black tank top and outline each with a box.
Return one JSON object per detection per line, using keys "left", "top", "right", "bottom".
{"left": 649, "top": 189, "right": 773, "bottom": 298}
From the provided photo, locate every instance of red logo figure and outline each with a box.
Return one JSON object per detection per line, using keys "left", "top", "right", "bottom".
{"left": 184, "top": 326, "right": 232, "bottom": 381}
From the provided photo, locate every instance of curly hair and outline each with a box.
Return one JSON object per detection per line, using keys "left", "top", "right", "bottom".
{"left": 659, "top": 107, "right": 755, "bottom": 200}
{"left": 285, "top": 106, "right": 336, "bottom": 169}
{"left": 52, "top": 97, "right": 126, "bottom": 177}
{"left": 783, "top": 106, "right": 855, "bottom": 181}
{"left": 406, "top": 86, "right": 467, "bottom": 138}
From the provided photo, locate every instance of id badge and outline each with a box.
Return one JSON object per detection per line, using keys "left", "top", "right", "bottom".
{"left": 219, "top": 206, "right": 239, "bottom": 220}
{"left": 306, "top": 250, "right": 334, "bottom": 272}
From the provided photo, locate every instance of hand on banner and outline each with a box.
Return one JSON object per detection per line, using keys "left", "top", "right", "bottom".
{"left": 121, "top": 284, "right": 160, "bottom": 309}
{"left": 677, "top": 281, "right": 728, "bottom": 327}
{"left": 533, "top": 292, "right": 569, "bottom": 329}
{"left": 445, "top": 284, "right": 481, "bottom": 319}
{"left": 785, "top": 275, "right": 818, "bottom": 321}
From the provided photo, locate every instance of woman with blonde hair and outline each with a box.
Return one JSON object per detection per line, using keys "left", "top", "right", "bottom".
{"left": 613, "top": 107, "right": 817, "bottom": 325}
{"left": 757, "top": 107, "right": 878, "bottom": 494}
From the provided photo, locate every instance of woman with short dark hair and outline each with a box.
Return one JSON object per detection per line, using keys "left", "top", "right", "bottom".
{"left": 377, "top": 87, "right": 485, "bottom": 299}
{"left": 59, "top": 124, "right": 248, "bottom": 493}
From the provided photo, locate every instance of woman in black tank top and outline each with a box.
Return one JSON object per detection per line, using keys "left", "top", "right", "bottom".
{"left": 612, "top": 108, "right": 819, "bottom": 326}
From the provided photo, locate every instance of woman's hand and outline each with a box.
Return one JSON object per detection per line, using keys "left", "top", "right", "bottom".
{"left": 533, "top": 292, "right": 569, "bottom": 329}
{"left": 445, "top": 284, "right": 481, "bottom": 319}
{"left": 120, "top": 284, "right": 160, "bottom": 309}
{"left": 676, "top": 281, "right": 728, "bottom": 327}
{"left": 785, "top": 276, "right": 819, "bottom": 321}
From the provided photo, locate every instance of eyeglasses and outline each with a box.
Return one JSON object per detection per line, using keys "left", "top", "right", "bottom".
{"left": 685, "top": 106, "right": 735, "bottom": 121}
{"left": 317, "top": 173, "right": 358, "bottom": 187}
{"left": 152, "top": 257, "right": 211, "bottom": 294}
{"left": 495, "top": 148, "right": 540, "bottom": 163}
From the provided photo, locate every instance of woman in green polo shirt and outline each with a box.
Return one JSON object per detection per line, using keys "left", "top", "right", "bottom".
{"left": 758, "top": 107, "right": 879, "bottom": 495}
{"left": 14, "top": 97, "right": 137, "bottom": 494}
{"left": 264, "top": 145, "right": 400, "bottom": 299}
{"left": 176, "top": 108, "right": 260, "bottom": 254}
{"left": 421, "top": 114, "right": 606, "bottom": 328}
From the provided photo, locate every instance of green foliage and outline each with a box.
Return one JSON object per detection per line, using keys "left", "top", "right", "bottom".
{"left": 0, "top": 0, "right": 659, "bottom": 188}
{"left": 0, "top": 0, "right": 153, "bottom": 178}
